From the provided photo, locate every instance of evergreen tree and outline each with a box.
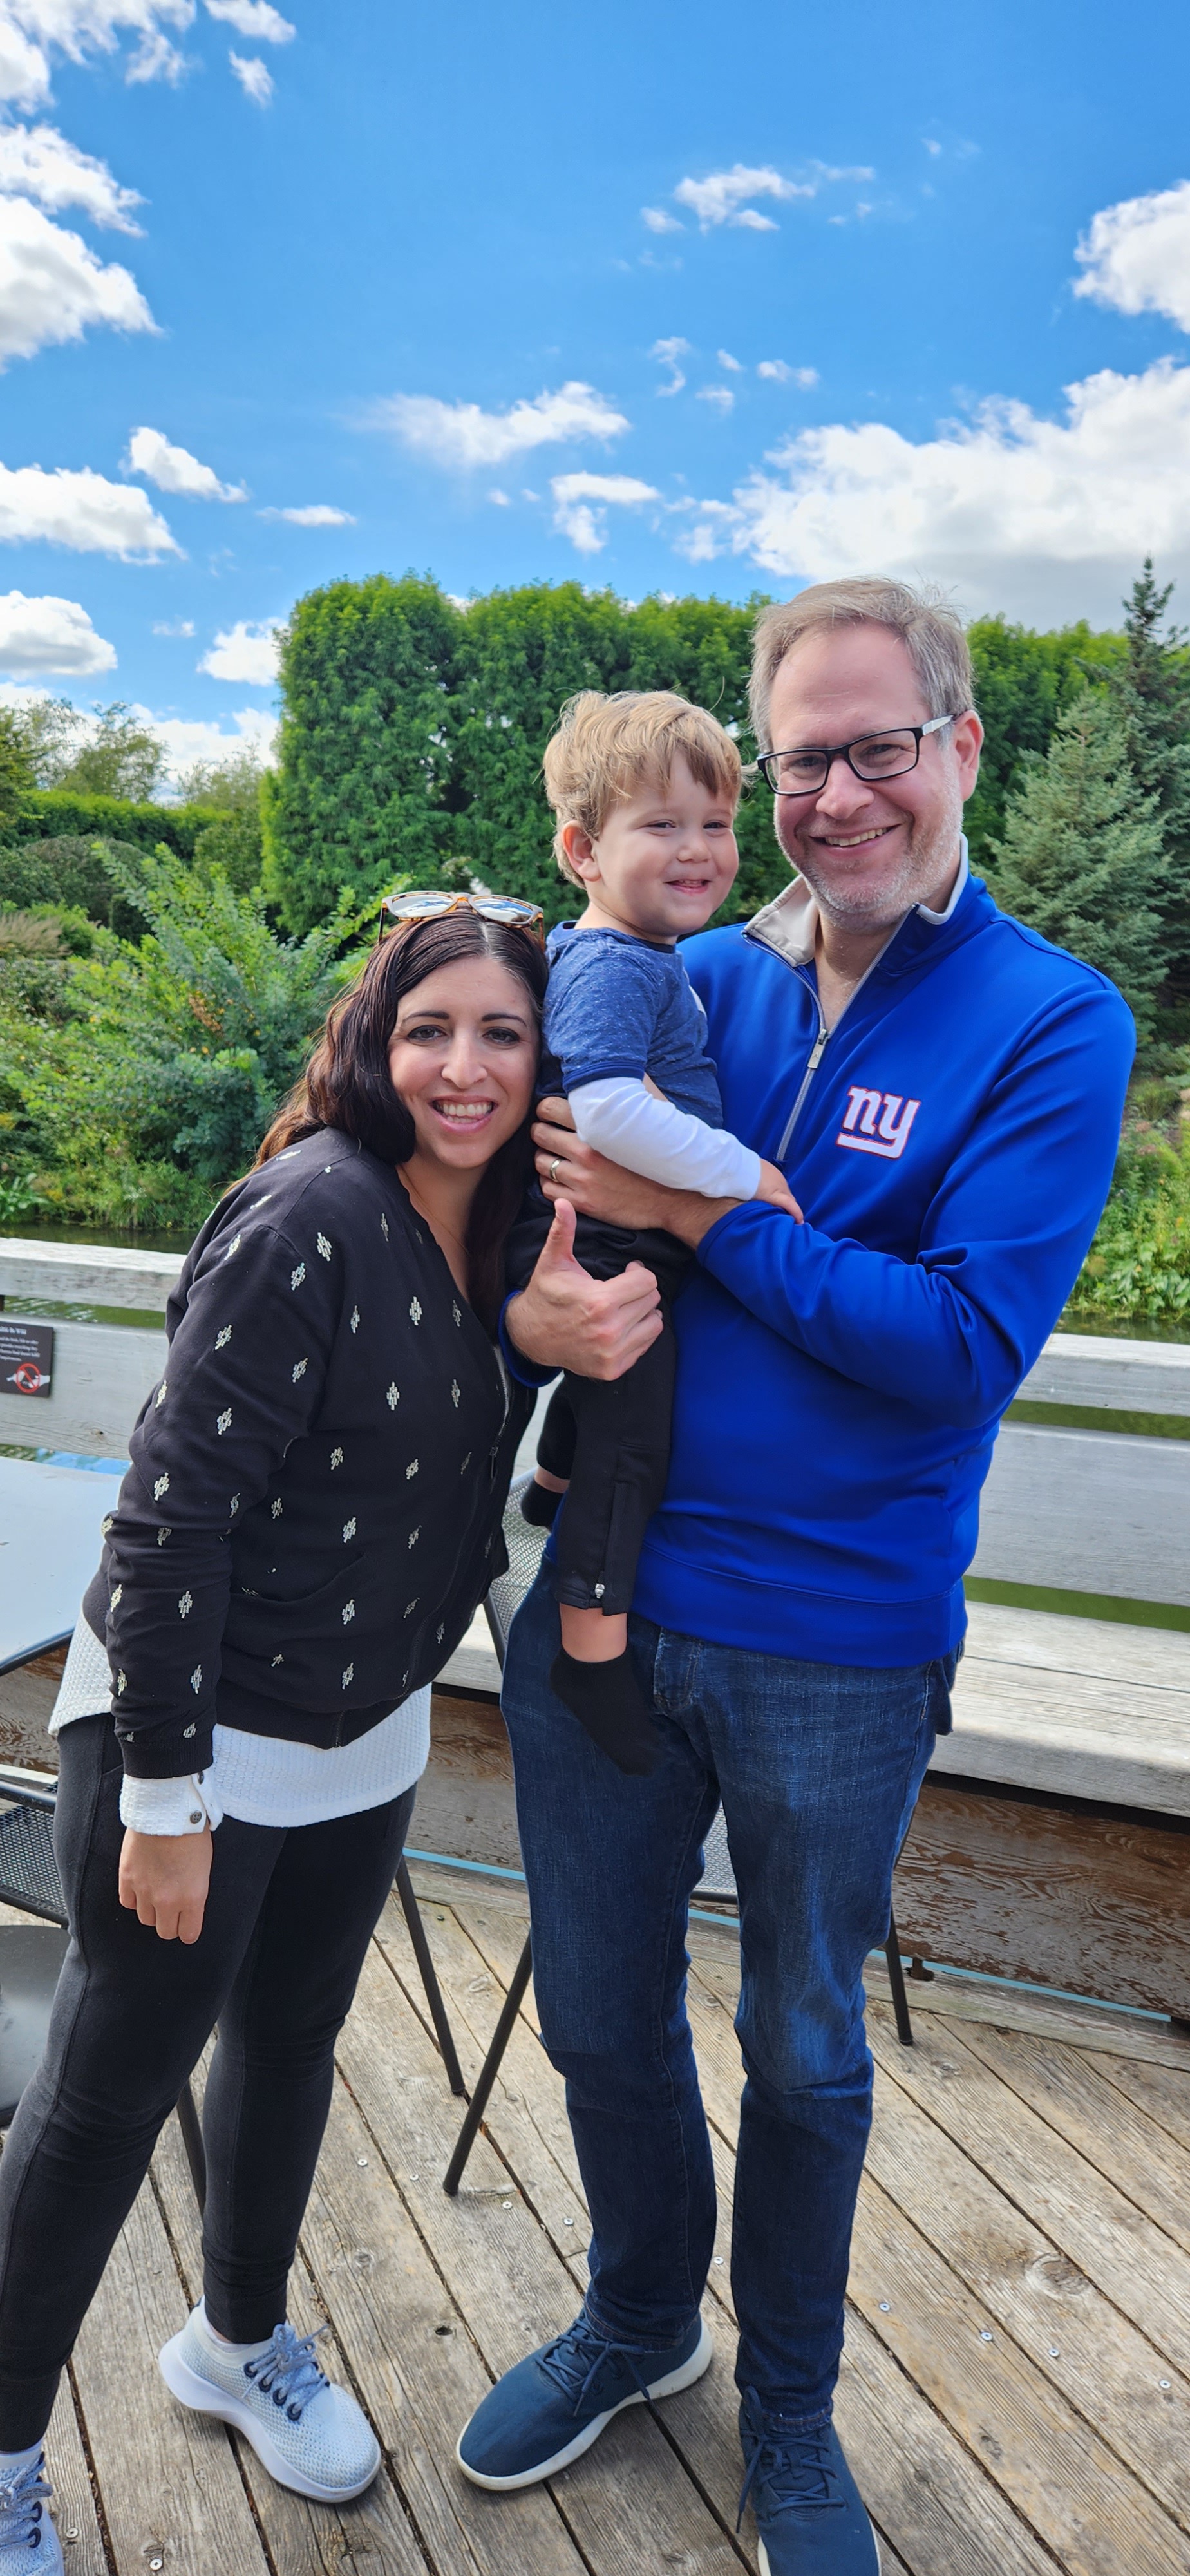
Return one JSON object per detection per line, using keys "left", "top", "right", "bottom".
{"left": 1102, "top": 560, "right": 1190, "bottom": 1028}
{"left": 991, "top": 688, "right": 1167, "bottom": 1041}
{"left": 0, "top": 707, "right": 34, "bottom": 828}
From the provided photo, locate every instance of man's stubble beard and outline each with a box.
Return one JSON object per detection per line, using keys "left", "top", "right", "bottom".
{"left": 779, "top": 781, "right": 964, "bottom": 933}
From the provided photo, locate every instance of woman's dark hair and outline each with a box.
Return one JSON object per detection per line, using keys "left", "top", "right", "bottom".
{"left": 257, "top": 911, "right": 547, "bottom": 1333}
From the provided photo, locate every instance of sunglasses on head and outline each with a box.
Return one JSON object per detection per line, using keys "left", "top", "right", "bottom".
{"left": 377, "top": 890, "right": 546, "bottom": 947}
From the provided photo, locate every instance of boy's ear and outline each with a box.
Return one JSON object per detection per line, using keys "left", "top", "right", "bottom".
{"left": 560, "top": 820, "right": 600, "bottom": 881}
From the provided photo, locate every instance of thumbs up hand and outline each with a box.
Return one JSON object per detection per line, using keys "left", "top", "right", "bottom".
{"left": 506, "top": 1193, "right": 663, "bottom": 1379}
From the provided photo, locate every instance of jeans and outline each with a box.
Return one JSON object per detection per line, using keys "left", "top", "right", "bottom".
{"left": 0, "top": 1714, "right": 415, "bottom": 2450}
{"left": 501, "top": 1565, "right": 955, "bottom": 2425}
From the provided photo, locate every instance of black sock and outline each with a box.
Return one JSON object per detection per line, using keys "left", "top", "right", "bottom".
{"left": 520, "top": 1480, "right": 563, "bottom": 1528}
{"left": 549, "top": 1647, "right": 661, "bottom": 1777}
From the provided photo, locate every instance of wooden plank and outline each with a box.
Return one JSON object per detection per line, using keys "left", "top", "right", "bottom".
{"left": 0, "top": 1643, "right": 64, "bottom": 1768}
{"left": 71, "top": 2180, "right": 271, "bottom": 2576}
{"left": 1023, "top": 1332, "right": 1190, "bottom": 1419}
{"left": 415, "top": 1692, "right": 520, "bottom": 1874}
{"left": 956, "top": 2022, "right": 1190, "bottom": 2266}
{"left": 0, "top": 1239, "right": 181, "bottom": 1311}
{"left": 49, "top": 2372, "right": 111, "bottom": 2576}
{"left": 149, "top": 2110, "right": 432, "bottom": 2576}
{"left": 337, "top": 1937, "right": 748, "bottom": 2576}
{"left": 849, "top": 2169, "right": 1190, "bottom": 2574}
{"left": 1080, "top": 2050, "right": 1190, "bottom": 2158}
{"left": 863, "top": 1954, "right": 1190, "bottom": 2072}
{"left": 0, "top": 1319, "right": 162, "bottom": 1459}
{"left": 891, "top": 1776, "right": 1190, "bottom": 2019}
{"left": 974, "top": 1425, "right": 1190, "bottom": 1607}
{"left": 850, "top": 2009, "right": 1190, "bottom": 2387}
{"left": 836, "top": 2309, "right": 1068, "bottom": 2576}
{"left": 941, "top": 1620, "right": 1190, "bottom": 1815}
{"left": 865, "top": 2022, "right": 1190, "bottom": 2532}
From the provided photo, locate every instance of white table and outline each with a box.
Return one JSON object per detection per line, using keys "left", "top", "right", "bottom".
{"left": 0, "top": 1455, "right": 114, "bottom": 1672}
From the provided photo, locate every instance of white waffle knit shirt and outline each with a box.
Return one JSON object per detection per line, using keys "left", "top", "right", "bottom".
{"left": 51, "top": 1614, "right": 430, "bottom": 1834}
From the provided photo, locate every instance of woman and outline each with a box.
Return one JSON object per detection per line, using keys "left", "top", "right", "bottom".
{"left": 0, "top": 898, "right": 547, "bottom": 2565}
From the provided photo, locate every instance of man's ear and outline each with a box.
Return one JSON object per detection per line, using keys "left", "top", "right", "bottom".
{"left": 955, "top": 708, "right": 984, "bottom": 802}
{"left": 561, "top": 820, "right": 600, "bottom": 881}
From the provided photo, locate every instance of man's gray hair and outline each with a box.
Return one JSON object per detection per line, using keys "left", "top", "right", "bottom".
{"left": 749, "top": 577, "right": 976, "bottom": 751}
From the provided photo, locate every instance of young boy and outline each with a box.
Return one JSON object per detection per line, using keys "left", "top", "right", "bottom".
{"left": 506, "top": 690, "right": 798, "bottom": 1775}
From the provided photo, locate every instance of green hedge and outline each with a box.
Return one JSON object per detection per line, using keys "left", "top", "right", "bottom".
{"left": 9, "top": 789, "right": 223, "bottom": 860}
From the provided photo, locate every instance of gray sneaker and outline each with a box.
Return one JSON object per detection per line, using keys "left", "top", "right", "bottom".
{"left": 158, "top": 2307, "right": 381, "bottom": 2502}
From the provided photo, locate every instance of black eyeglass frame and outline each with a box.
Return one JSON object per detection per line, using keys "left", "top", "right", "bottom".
{"left": 757, "top": 712, "right": 963, "bottom": 797}
{"left": 377, "top": 890, "right": 547, "bottom": 947}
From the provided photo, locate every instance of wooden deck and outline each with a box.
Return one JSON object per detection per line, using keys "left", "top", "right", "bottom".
{"left": 30, "top": 1861, "right": 1190, "bottom": 2575}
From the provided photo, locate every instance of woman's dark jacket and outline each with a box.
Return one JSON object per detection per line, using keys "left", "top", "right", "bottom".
{"left": 84, "top": 1127, "right": 532, "bottom": 1780}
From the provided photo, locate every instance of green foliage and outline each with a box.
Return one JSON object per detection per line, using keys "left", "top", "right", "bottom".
{"left": 8, "top": 789, "right": 223, "bottom": 861}
{"left": 1102, "top": 561, "right": 1190, "bottom": 1030}
{"left": 0, "top": 708, "right": 35, "bottom": 828}
{"left": 964, "top": 616, "right": 1122, "bottom": 868}
{"left": 263, "top": 573, "right": 460, "bottom": 933}
{"left": 12, "top": 698, "right": 166, "bottom": 802}
{"left": 990, "top": 689, "right": 1167, "bottom": 1039}
{"left": 1070, "top": 1123, "right": 1190, "bottom": 1323}
{"left": 0, "top": 844, "right": 353, "bottom": 1232}
{"left": 191, "top": 806, "right": 264, "bottom": 895}
{"left": 0, "top": 835, "right": 147, "bottom": 937}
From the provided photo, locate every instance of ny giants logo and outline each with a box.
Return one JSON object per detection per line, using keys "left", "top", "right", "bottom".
{"left": 836, "top": 1087, "right": 921, "bottom": 1160}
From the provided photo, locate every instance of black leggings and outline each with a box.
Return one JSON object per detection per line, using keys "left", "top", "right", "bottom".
{"left": 0, "top": 1714, "right": 414, "bottom": 2450}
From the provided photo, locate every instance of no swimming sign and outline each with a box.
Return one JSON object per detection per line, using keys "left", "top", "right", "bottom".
{"left": 0, "top": 1320, "right": 54, "bottom": 1398}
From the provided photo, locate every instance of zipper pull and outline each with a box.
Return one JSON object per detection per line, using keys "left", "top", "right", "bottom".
{"left": 806, "top": 1027, "right": 829, "bottom": 1072}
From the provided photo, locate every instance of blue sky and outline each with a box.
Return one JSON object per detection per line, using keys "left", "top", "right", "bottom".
{"left": 3, "top": 0, "right": 1190, "bottom": 775}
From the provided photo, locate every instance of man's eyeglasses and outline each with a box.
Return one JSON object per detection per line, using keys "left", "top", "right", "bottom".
{"left": 757, "top": 714, "right": 963, "bottom": 799}
{"left": 377, "top": 890, "right": 546, "bottom": 947}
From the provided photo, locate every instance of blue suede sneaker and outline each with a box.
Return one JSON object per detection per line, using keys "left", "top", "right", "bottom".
{"left": 0, "top": 2453, "right": 62, "bottom": 2571}
{"left": 457, "top": 2310, "right": 713, "bottom": 2490}
{"left": 738, "top": 2396, "right": 880, "bottom": 2574}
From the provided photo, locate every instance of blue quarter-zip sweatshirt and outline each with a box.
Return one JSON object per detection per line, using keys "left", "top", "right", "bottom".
{"left": 625, "top": 860, "right": 1135, "bottom": 1666}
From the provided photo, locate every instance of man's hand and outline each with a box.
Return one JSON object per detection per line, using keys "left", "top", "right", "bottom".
{"left": 506, "top": 1197, "right": 663, "bottom": 1378}
{"left": 118, "top": 1826, "right": 212, "bottom": 1944}
{"left": 532, "top": 1096, "right": 802, "bottom": 1248}
{"left": 755, "top": 1159, "right": 804, "bottom": 1220}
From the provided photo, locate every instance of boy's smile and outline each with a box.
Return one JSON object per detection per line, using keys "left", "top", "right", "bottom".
{"left": 560, "top": 752, "right": 739, "bottom": 944}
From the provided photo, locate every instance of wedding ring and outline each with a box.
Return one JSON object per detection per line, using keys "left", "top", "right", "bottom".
{"left": 548, "top": 1156, "right": 562, "bottom": 1182}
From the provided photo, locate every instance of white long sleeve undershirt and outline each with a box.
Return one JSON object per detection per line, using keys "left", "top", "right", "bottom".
{"left": 569, "top": 1075, "right": 762, "bottom": 1201}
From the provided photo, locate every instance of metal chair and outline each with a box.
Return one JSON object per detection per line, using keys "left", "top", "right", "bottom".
{"left": 444, "top": 1477, "right": 914, "bottom": 2194}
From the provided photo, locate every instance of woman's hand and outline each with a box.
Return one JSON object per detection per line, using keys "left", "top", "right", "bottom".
{"left": 505, "top": 1199, "right": 664, "bottom": 1378}
{"left": 118, "top": 1827, "right": 213, "bottom": 1944}
{"left": 533, "top": 1097, "right": 681, "bottom": 1233}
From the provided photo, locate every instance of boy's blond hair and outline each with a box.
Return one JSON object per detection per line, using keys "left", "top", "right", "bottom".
{"left": 542, "top": 690, "right": 742, "bottom": 887}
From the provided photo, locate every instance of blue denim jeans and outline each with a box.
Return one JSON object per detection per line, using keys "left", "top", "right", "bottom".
{"left": 500, "top": 1565, "right": 956, "bottom": 2425}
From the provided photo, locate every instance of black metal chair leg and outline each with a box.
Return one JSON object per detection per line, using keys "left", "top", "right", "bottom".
{"left": 175, "top": 2078, "right": 207, "bottom": 2211}
{"left": 883, "top": 1910, "right": 914, "bottom": 2047}
{"left": 444, "top": 1933, "right": 533, "bottom": 2196}
{"left": 395, "top": 1857, "right": 466, "bottom": 2097}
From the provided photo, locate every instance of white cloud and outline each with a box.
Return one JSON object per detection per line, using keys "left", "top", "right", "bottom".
{"left": 675, "top": 356, "right": 1190, "bottom": 622}
{"left": 198, "top": 618, "right": 279, "bottom": 683}
{"left": 0, "top": 122, "right": 142, "bottom": 228}
{"left": 697, "top": 384, "right": 734, "bottom": 413}
{"left": 258, "top": 502, "right": 354, "bottom": 525}
{"left": 203, "top": 0, "right": 292, "bottom": 37}
{"left": 1074, "top": 179, "right": 1190, "bottom": 332}
{"left": 0, "top": 455, "right": 176, "bottom": 553}
{"left": 0, "top": 193, "right": 154, "bottom": 361}
{"left": 152, "top": 616, "right": 194, "bottom": 633}
{"left": 551, "top": 471, "right": 659, "bottom": 556}
{"left": 0, "top": 19, "right": 51, "bottom": 105}
{"left": 0, "top": 588, "right": 115, "bottom": 672}
{"left": 673, "top": 164, "right": 813, "bottom": 230}
{"left": 372, "top": 379, "right": 629, "bottom": 471}
{"left": 641, "top": 205, "right": 682, "bottom": 234}
{"left": 924, "top": 138, "right": 943, "bottom": 156}
{"left": 717, "top": 348, "right": 743, "bottom": 372}
{"left": 487, "top": 488, "right": 509, "bottom": 506}
{"left": 229, "top": 48, "right": 270, "bottom": 99}
{"left": 651, "top": 335, "right": 689, "bottom": 396}
{"left": 0, "top": 2, "right": 197, "bottom": 98}
{"left": 126, "top": 424, "right": 246, "bottom": 501}
{"left": 757, "top": 359, "right": 818, "bottom": 386}
{"left": 140, "top": 701, "right": 278, "bottom": 783}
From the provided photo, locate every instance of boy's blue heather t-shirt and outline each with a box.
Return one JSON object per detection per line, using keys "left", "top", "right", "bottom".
{"left": 543, "top": 923, "right": 724, "bottom": 1124}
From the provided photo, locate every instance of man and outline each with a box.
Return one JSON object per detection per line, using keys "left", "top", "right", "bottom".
{"left": 455, "top": 579, "right": 1133, "bottom": 2573}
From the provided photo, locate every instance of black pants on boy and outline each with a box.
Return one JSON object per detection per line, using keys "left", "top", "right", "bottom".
{"left": 506, "top": 1187, "right": 692, "bottom": 1616}
{"left": 0, "top": 1710, "right": 414, "bottom": 2451}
